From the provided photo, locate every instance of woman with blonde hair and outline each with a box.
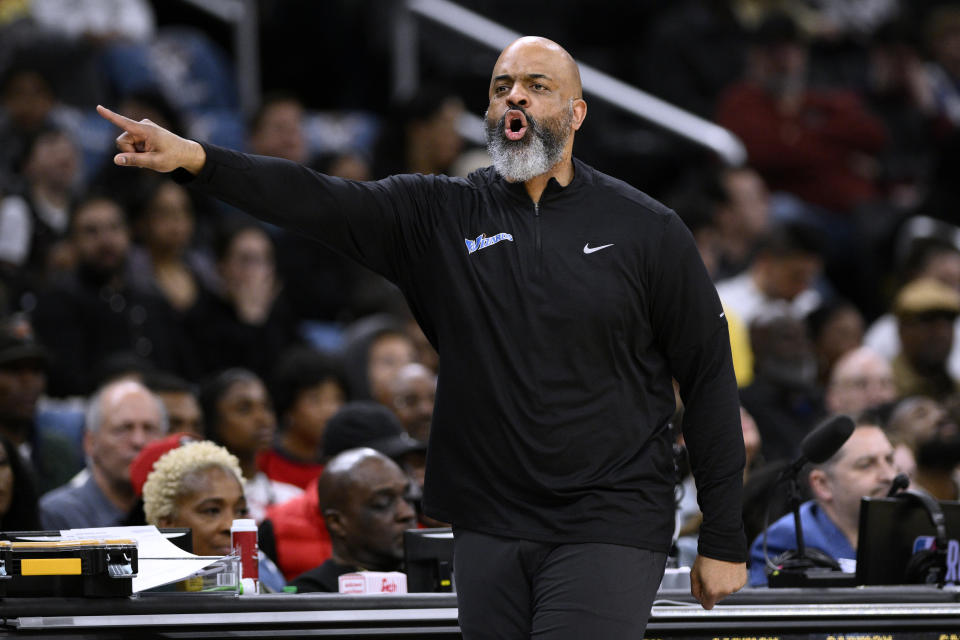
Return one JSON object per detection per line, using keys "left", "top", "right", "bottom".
{"left": 142, "top": 439, "right": 285, "bottom": 591}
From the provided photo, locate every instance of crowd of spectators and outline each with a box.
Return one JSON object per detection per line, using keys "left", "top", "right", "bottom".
{"left": 2, "top": 0, "right": 960, "bottom": 591}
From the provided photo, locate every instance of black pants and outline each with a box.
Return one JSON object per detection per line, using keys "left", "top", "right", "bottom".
{"left": 453, "top": 528, "right": 667, "bottom": 639}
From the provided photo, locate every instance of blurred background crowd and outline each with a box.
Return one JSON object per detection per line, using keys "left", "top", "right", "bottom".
{"left": 2, "top": 0, "right": 960, "bottom": 589}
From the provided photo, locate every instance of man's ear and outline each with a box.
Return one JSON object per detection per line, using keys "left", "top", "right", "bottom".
{"left": 83, "top": 429, "right": 96, "bottom": 460}
{"left": 323, "top": 508, "right": 346, "bottom": 539}
{"left": 156, "top": 515, "right": 175, "bottom": 529}
{"left": 808, "top": 469, "right": 832, "bottom": 502}
{"left": 571, "top": 98, "right": 587, "bottom": 131}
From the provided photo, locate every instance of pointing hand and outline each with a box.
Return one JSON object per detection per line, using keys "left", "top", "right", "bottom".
{"left": 97, "top": 105, "right": 207, "bottom": 175}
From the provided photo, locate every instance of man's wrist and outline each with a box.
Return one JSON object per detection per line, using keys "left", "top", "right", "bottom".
{"left": 183, "top": 140, "right": 207, "bottom": 175}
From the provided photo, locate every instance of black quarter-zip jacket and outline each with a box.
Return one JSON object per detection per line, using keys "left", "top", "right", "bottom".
{"left": 182, "top": 144, "right": 747, "bottom": 562}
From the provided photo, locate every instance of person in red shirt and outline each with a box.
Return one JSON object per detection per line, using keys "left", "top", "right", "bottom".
{"left": 258, "top": 347, "right": 347, "bottom": 489}
{"left": 717, "top": 11, "right": 889, "bottom": 315}
{"left": 716, "top": 12, "right": 887, "bottom": 216}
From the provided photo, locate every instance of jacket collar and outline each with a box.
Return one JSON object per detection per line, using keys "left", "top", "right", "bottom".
{"left": 491, "top": 158, "right": 589, "bottom": 204}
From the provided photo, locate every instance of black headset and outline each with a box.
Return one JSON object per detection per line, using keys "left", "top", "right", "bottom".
{"left": 895, "top": 488, "right": 949, "bottom": 586}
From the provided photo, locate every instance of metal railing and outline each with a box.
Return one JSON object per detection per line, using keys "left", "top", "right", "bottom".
{"left": 394, "top": 0, "right": 747, "bottom": 166}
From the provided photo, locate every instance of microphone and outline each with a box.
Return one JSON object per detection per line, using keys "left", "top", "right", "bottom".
{"left": 765, "top": 415, "right": 856, "bottom": 585}
{"left": 778, "top": 415, "right": 856, "bottom": 481}
{"left": 802, "top": 414, "right": 856, "bottom": 462}
{"left": 887, "top": 473, "right": 910, "bottom": 497}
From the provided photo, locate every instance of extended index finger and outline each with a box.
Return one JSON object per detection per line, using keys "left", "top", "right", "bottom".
{"left": 96, "top": 105, "right": 144, "bottom": 134}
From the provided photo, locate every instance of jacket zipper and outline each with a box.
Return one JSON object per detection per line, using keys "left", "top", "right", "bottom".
{"left": 534, "top": 201, "right": 541, "bottom": 276}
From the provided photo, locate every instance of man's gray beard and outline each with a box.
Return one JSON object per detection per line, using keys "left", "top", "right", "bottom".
{"left": 484, "top": 105, "right": 572, "bottom": 182}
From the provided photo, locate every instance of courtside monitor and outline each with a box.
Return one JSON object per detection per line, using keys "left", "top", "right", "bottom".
{"left": 403, "top": 527, "right": 454, "bottom": 592}
{"left": 856, "top": 496, "right": 960, "bottom": 585}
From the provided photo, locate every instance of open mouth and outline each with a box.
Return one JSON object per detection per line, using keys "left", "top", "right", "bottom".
{"left": 504, "top": 110, "right": 528, "bottom": 141}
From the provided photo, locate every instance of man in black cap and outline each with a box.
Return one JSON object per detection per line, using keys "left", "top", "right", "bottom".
{"left": 325, "top": 400, "right": 428, "bottom": 494}
{"left": 0, "top": 325, "right": 78, "bottom": 493}
{"left": 322, "top": 401, "right": 426, "bottom": 464}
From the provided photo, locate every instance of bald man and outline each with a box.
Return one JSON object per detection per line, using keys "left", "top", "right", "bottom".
{"left": 98, "top": 36, "right": 746, "bottom": 636}
{"left": 289, "top": 447, "right": 417, "bottom": 593}
{"left": 825, "top": 346, "right": 897, "bottom": 415}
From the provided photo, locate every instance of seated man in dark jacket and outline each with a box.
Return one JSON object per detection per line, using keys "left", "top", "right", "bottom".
{"left": 289, "top": 447, "right": 417, "bottom": 593}
{"left": 259, "top": 401, "right": 425, "bottom": 580}
{"left": 31, "top": 195, "right": 193, "bottom": 396}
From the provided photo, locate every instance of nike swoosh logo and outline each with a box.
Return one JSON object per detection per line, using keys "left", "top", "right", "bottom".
{"left": 583, "top": 243, "right": 614, "bottom": 254}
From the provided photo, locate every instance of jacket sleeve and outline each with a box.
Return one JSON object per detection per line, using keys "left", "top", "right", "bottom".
{"left": 649, "top": 213, "right": 747, "bottom": 563}
{"left": 177, "top": 143, "right": 447, "bottom": 283}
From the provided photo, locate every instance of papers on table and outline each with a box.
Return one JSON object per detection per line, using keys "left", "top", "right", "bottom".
{"left": 54, "top": 525, "right": 223, "bottom": 592}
